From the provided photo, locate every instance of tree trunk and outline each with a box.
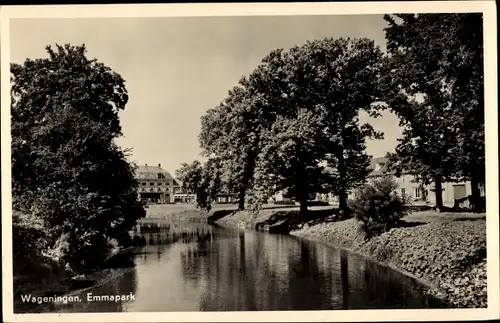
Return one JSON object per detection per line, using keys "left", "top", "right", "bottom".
{"left": 239, "top": 150, "right": 257, "bottom": 211}
{"left": 470, "top": 175, "right": 482, "bottom": 213}
{"left": 434, "top": 176, "right": 443, "bottom": 212}
{"left": 338, "top": 190, "right": 347, "bottom": 214}
{"left": 337, "top": 149, "right": 348, "bottom": 218}
{"left": 238, "top": 187, "right": 245, "bottom": 210}
{"left": 299, "top": 194, "right": 308, "bottom": 213}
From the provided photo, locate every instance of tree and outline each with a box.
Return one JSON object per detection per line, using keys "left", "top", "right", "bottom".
{"left": 199, "top": 49, "right": 291, "bottom": 211}
{"left": 10, "top": 44, "right": 145, "bottom": 270}
{"left": 299, "top": 38, "right": 383, "bottom": 216}
{"left": 199, "top": 84, "right": 253, "bottom": 211}
{"left": 175, "top": 160, "right": 203, "bottom": 195}
{"left": 381, "top": 13, "right": 484, "bottom": 211}
{"left": 253, "top": 108, "right": 331, "bottom": 213}
{"left": 175, "top": 158, "right": 222, "bottom": 212}
{"left": 198, "top": 157, "right": 224, "bottom": 212}
{"left": 252, "top": 38, "right": 384, "bottom": 214}
{"left": 444, "top": 13, "right": 485, "bottom": 212}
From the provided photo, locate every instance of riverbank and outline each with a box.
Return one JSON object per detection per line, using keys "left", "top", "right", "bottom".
{"left": 209, "top": 206, "right": 487, "bottom": 308}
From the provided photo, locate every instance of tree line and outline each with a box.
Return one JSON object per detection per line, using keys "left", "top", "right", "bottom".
{"left": 176, "top": 13, "right": 485, "bottom": 215}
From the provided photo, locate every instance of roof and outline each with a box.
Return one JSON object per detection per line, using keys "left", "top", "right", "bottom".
{"left": 135, "top": 165, "right": 175, "bottom": 181}
{"left": 368, "top": 157, "right": 390, "bottom": 177}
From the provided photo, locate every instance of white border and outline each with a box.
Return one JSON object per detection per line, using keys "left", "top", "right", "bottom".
{"left": 1, "top": 2, "right": 498, "bottom": 322}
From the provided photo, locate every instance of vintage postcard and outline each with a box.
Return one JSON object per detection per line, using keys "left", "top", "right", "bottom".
{"left": 1, "top": 1, "right": 498, "bottom": 322}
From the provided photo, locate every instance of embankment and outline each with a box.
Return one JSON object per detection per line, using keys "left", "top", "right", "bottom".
{"left": 209, "top": 207, "right": 487, "bottom": 308}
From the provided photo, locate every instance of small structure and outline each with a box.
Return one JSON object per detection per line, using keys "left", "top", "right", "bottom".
{"left": 172, "top": 183, "right": 197, "bottom": 204}
{"left": 215, "top": 193, "right": 238, "bottom": 204}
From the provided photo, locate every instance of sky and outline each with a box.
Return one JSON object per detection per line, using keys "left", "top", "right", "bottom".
{"left": 10, "top": 15, "right": 402, "bottom": 174}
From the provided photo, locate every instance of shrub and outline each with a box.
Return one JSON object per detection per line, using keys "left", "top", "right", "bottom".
{"left": 351, "top": 177, "right": 410, "bottom": 237}
{"left": 12, "top": 210, "right": 49, "bottom": 274}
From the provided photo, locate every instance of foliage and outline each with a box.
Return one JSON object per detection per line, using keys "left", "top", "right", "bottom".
{"left": 367, "top": 219, "right": 487, "bottom": 307}
{"left": 12, "top": 211, "right": 49, "bottom": 273}
{"left": 175, "top": 160, "right": 203, "bottom": 195}
{"left": 197, "top": 157, "right": 224, "bottom": 212}
{"left": 199, "top": 50, "right": 291, "bottom": 210}
{"left": 251, "top": 38, "right": 384, "bottom": 214}
{"left": 253, "top": 108, "right": 331, "bottom": 213}
{"left": 10, "top": 44, "right": 146, "bottom": 271}
{"left": 200, "top": 38, "right": 384, "bottom": 214}
{"left": 381, "top": 13, "right": 484, "bottom": 211}
{"left": 175, "top": 158, "right": 223, "bottom": 212}
{"left": 351, "top": 177, "right": 410, "bottom": 237}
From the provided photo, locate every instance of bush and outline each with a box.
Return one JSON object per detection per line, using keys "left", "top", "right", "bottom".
{"left": 351, "top": 177, "right": 410, "bottom": 237}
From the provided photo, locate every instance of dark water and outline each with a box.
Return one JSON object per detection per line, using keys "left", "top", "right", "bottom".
{"left": 21, "top": 221, "right": 443, "bottom": 312}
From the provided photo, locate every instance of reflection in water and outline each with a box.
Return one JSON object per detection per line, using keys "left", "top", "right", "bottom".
{"left": 23, "top": 221, "right": 443, "bottom": 313}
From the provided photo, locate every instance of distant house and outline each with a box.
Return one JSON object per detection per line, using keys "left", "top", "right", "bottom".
{"left": 366, "top": 157, "right": 484, "bottom": 207}
{"left": 314, "top": 156, "right": 484, "bottom": 208}
{"left": 135, "top": 164, "right": 179, "bottom": 204}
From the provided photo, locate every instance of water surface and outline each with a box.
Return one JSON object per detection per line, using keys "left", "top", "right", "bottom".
{"left": 21, "top": 221, "right": 443, "bottom": 312}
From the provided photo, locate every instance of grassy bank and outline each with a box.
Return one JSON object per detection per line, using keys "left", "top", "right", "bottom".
{"left": 210, "top": 207, "right": 487, "bottom": 308}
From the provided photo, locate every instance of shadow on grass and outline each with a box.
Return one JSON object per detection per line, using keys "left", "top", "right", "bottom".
{"left": 394, "top": 220, "right": 427, "bottom": 228}
{"left": 255, "top": 208, "right": 342, "bottom": 234}
{"left": 207, "top": 209, "right": 237, "bottom": 224}
{"left": 260, "top": 205, "right": 300, "bottom": 210}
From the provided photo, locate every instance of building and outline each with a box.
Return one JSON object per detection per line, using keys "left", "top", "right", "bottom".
{"left": 135, "top": 164, "right": 180, "bottom": 204}
{"left": 172, "top": 182, "right": 197, "bottom": 204}
{"left": 365, "top": 157, "right": 484, "bottom": 207}
{"left": 309, "top": 157, "right": 484, "bottom": 208}
{"left": 215, "top": 193, "right": 238, "bottom": 204}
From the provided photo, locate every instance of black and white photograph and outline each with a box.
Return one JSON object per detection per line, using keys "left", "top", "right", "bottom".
{"left": 1, "top": 2, "right": 498, "bottom": 322}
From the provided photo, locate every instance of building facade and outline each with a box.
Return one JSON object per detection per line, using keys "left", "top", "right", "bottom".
{"left": 363, "top": 157, "right": 483, "bottom": 207}
{"left": 135, "top": 164, "right": 180, "bottom": 204}
{"left": 314, "top": 157, "right": 484, "bottom": 207}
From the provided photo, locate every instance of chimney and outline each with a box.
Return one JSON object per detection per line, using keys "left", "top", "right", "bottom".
{"left": 158, "top": 163, "right": 161, "bottom": 168}
{"left": 145, "top": 163, "right": 148, "bottom": 167}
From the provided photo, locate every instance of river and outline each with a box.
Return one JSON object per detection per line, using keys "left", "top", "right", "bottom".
{"left": 22, "top": 220, "right": 443, "bottom": 312}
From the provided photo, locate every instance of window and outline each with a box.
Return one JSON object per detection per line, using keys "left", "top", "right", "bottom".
{"left": 401, "top": 188, "right": 406, "bottom": 197}
{"left": 150, "top": 182, "right": 154, "bottom": 186}
{"left": 158, "top": 173, "right": 165, "bottom": 179}
{"left": 141, "top": 182, "right": 146, "bottom": 186}
{"left": 158, "top": 182, "right": 162, "bottom": 186}
{"left": 414, "top": 187, "right": 421, "bottom": 198}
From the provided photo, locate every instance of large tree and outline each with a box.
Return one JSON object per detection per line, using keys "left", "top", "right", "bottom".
{"left": 303, "top": 38, "right": 384, "bottom": 215}
{"left": 199, "top": 49, "right": 290, "bottom": 210}
{"left": 381, "top": 13, "right": 484, "bottom": 211}
{"left": 11, "top": 44, "right": 145, "bottom": 270}
{"left": 253, "top": 108, "right": 331, "bottom": 213}
{"left": 252, "top": 38, "right": 384, "bottom": 214}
